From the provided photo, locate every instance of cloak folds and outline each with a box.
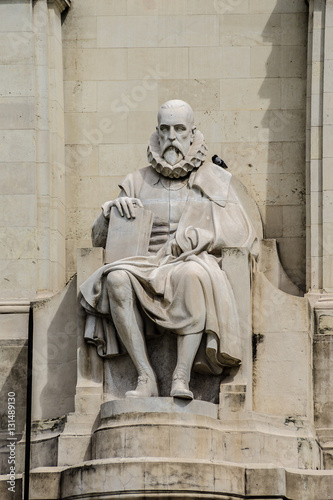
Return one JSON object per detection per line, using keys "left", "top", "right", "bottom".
{"left": 80, "top": 162, "right": 257, "bottom": 375}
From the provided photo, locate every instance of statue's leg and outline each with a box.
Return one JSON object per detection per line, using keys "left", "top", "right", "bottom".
{"left": 169, "top": 260, "right": 207, "bottom": 399}
{"left": 171, "top": 332, "right": 203, "bottom": 400}
{"left": 106, "top": 270, "right": 158, "bottom": 398}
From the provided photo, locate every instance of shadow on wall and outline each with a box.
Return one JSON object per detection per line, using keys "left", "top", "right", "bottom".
{"left": 259, "top": 2, "right": 308, "bottom": 291}
{"left": 0, "top": 345, "right": 28, "bottom": 434}
{"left": 37, "top": 278, "right": 77, "bottom": 419}
{"left": 0, "top": 344, "right": 27, "bottom": 474}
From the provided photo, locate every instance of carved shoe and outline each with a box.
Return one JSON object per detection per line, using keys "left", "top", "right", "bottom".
{"left": 170, "top": 373, "right": 193, "bottom": 400}
{"left": 125, "top": 374, "right": 158, "bottom": 398}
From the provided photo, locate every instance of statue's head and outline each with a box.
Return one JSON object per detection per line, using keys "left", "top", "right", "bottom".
{"left": 157, "top": 100, "right": 196, "bottom": 166}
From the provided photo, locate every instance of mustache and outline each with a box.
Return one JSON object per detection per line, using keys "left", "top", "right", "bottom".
{"left": 161, "top": 141, "right": 184, "bottom": 156}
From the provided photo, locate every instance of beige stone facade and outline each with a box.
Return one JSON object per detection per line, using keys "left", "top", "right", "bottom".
{"left": 0, "top": 0, "right": 311, "bottom": 297}
{"left": 63, "top": 0, "right": 308, "bottom": 292}
{"left": 2, "top": 0, "right": 333, "bottom": 499}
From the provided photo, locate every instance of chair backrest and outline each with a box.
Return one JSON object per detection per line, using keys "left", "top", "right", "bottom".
{"left": 230, "top": 175, "right": 263, "bottom": 242}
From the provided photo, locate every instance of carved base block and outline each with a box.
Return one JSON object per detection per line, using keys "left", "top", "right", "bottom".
{"left": 27, "top": 458, "right": 333, "bottom": 500}
{"left": 26, "top": 399, "right": 325, "bottom": 499}
{"left": 91, "top": 398, "right": 320, "bottom": 469}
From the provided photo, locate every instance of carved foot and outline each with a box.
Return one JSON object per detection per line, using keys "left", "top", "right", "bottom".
{"left": 170, "top": 372, "right": 193, "bottom": 400}
{"left": 126, "top": 374, "right": 158, "bottom": 398}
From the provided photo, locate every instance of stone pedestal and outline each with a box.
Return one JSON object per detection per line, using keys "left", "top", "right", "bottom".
{"left": 94, "top": 398, "right": 219, "bottom": 462}
{"left": 92, "top": 398, "right": 319, "bottom": 469}
{"left": 26, "top": 241, "right": 325, "bottom": 496}
{"left": 27, "top": 398, "right": 327, "bottom": 500}
{"left": 29, "top": 460, "right": 333, "bottom": 500}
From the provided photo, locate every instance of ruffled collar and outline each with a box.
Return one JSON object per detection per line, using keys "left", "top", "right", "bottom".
{"left": 147, "top": 130, "right": 207, "bottom": 179}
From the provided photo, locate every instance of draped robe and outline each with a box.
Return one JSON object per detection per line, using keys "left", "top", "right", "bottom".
{"left": 80, "top": 161, "right": 257, "bottom": 374}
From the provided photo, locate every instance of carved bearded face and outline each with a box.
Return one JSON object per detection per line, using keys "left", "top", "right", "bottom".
{"left": 157, "top": 106, "right": 196, "bottom": 166}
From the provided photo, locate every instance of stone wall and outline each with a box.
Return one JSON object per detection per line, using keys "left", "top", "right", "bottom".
{"left": 0, "top": 0, "right": 67, "bottom": 300}
{"left": 63, "top": 0, "right": 308, "bottom": 291}
{"left": 0, "top": 0, "right": 37, "bottom": 299}
{"left": 0, "top": 0, "right": 69, "bottom": 478}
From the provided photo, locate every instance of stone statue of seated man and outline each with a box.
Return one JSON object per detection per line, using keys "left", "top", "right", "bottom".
{"left": 80, "top": 99, "right": 257, "bottom": 400}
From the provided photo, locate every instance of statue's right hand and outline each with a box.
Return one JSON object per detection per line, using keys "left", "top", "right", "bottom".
{"left": 101, "top": 197, "right": 144, "bottom": 219}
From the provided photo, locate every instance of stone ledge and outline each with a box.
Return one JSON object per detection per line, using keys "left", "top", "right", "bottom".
{"left": 101, "top": 397, "right": 218, "bottom": 420}
{"left": 0, "top": 301, "right": 30, "bottom": 313}
{"left": 28, "top": 459, "right": 333, "bottom": 500}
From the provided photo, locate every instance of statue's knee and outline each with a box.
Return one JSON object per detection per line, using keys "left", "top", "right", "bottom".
{"left": 106, "top": 270, "right": 131, "bottom": 302}
{"left": 182, "top": 262, "right": 206, "bottom": 283}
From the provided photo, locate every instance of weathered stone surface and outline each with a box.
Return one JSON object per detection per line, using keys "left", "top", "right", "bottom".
{"left": 0, "top": 303, "right": 29, "bottom": 475}
{"left": 29, "top": 468, "right": 62, "bottom": 500}
{"left": 252, "top": 272, "right": 310, "bottom": 417}
{"left": 0, "top": 474, "right": 22, "bottom": 500}
{"left": 92, "top": 398, "right": 319, "bottom": 469}
{"left": 28, "top": 460, "right": 333, "bottom": 500}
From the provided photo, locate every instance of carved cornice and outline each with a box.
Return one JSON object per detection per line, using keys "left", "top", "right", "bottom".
{"left": 47, "top": 0, "right": 71, "bottom": 14}
{"left": 0, "top": 301, "right": 30, "bottom": 313}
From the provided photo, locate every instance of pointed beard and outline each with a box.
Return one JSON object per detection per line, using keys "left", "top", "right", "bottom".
{"left": 163, "top": 146, "right": 183, "bottom": 166}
